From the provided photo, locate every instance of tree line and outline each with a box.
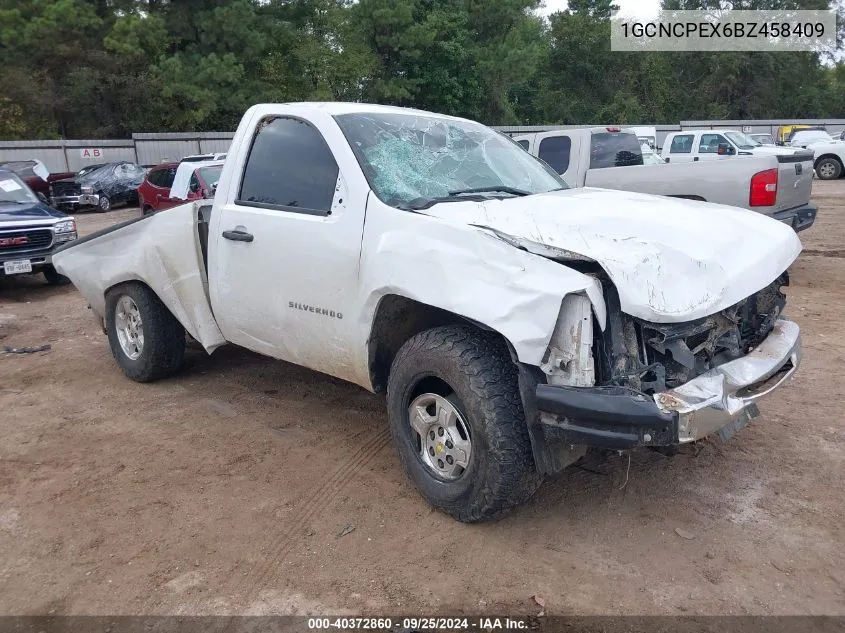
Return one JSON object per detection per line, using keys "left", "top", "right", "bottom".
{"left": 0, "top": 0, "right": 843, "bottom": 139}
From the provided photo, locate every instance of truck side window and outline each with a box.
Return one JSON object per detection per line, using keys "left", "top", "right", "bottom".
{"left": 238, "top": 117, "right": 339, "bottom": 214}
{"left": 669, "top": 135, "right": 693, "bottom": 153}
{"left": 538, "top": 136, "right": 571, "bottom": 174}
{"left": 699, "top": 134, "right": 728, "bottom": 154}
{"left": 516, "top": 139, "right": 529, "bottom": 151}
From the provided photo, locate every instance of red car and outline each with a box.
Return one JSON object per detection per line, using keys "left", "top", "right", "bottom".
{"left": 138, "top": 162, "right": 222, "bottom": 215}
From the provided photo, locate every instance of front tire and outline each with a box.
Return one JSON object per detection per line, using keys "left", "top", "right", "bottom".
{"left": 386, "top": 325, "right": 540, "bottom": 522}
{"left": 97, "top": 194, "right": 111, "bottom": 212}
{"left": 816, "top": 157, "right": 842, "bottom": 180}
{"left": 105, "top": 282, "right": 185, "bottom": 382}
{"left": 43, "top": 265, "right": 71, "bottom": 286}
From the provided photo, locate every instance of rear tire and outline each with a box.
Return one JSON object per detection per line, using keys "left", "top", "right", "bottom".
{"left": 815, "top": 157, "right": 842, "bottom": 180}
{"left": 43, "top": 265, "right": 71, "bottom": 286}
{"left": 386, "top": 325, "right": 541, "bottom": 522}
{"left": 105, "top": 282, "right": 185, "bottom": 382}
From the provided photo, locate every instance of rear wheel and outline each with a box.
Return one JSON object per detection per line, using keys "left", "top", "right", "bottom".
{"left": 105, "top": 283, "right": 185, "bottom": 382}
{"left": 43, "top": 265, "right": 70, "bottom": 286}
{"left": 816, "top": 157, "right": 842, "bottom": 180}
{"left": 386, "top": 325, "right": 540, "bottom": 522}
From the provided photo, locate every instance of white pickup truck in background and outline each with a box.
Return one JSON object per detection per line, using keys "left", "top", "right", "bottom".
{"left": 514, "top": 127, "right": 817, "bottom": 232}
{"left": 54, "top": 103, "right": 804, "bottom": 522}
{"left": 660, "top": 129, "right": 799, "bottom": 161}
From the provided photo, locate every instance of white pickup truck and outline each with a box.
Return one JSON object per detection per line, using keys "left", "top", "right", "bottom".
{"left": 799, "top": 138, "right": 845, "bottom": 180}
{"left": 54, "top": 103, "right": 803, "bottom": 522}
{"left": 660, "top": 129, "right": 800, "bottom": 161}
{"left": 514, "top": 127, "right": 817, "bottom": 232}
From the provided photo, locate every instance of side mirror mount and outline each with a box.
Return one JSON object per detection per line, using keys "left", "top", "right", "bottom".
{"left": 717, "top": 143, "right": 736, "bottom": 156}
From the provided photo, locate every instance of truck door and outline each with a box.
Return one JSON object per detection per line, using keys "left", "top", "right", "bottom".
{"left": 534, "top": 132, "right": 579, "bottom": 185}
{"left": 664, "top": 133, "right": 696, "bottom": 163}
{"left": 697, "top": 132, "right": 732, "bottom": 161}
{"left": 209, "top": 114, "right": 367, "bottom": 380}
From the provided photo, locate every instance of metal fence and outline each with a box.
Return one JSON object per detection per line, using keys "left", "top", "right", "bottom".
{"left": 0, "top": 133, "right": 234, "bottom": 172}
{"left": 2, "top": 118, "right": 845, "bottom": 170}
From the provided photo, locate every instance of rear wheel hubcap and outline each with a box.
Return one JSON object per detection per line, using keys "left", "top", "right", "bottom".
{"left": 115, "top": 296, "right": 144, "bottom": 360}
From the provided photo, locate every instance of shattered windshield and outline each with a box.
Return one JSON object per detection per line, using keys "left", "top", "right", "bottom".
{"left": 334, "top": 112, "right": 566, "bottom": 209}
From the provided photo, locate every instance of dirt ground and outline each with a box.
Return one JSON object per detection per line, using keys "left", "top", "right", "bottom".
{"left": 1, "top": 185, "right": 844, "bottom": 617}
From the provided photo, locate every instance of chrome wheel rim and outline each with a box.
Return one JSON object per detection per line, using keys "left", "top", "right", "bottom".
{"left": 99, "top": 196, "right": 110, "bottom": 211}
{"left": 819, "top": 163, "right": 836, "bottom": 178}
{"left": 115, "top": 296, "right": 144, "bottom": 360}
{"left": 408, "top": 393, "right": 472, "bottom": 480}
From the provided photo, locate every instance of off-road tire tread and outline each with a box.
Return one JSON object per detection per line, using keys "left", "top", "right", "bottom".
{"left": 387, "top": 325, "right": 540, "bottom": 523}
{"left": 105, "top": 282, "right": 185, "bottom": 382}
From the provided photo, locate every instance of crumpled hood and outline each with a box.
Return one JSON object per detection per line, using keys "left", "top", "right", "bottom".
{"left": 421, "top": 187, "right": 802, "bottom": 323}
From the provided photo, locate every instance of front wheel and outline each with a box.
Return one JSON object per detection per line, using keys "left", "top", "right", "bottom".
{"left": 105, "top": 282, "right": 185, "bottom": 382}
{"left": 386, "top": 325, "right": 541, "bottom": 522}
{"left": 43, "top": 265, "right": 71, "bottom": 286}
{"left": 816, "top": 157, "right": 842, "bottom": 180}
{"left": 97, "top": 194, "right": 111, "bottom": 212}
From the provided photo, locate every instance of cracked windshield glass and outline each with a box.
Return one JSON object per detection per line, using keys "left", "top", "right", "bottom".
{"left": 335, "top": 112, "right": 567, "bottom": 209}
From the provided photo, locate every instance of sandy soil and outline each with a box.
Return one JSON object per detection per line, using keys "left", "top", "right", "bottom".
{"left": 1, "top": 187, "right": 844, "bottom": 617}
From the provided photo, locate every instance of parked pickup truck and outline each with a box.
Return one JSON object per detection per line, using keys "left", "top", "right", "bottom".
{"left": 660, "top": 129, "right": 801, "bottom": 160}
{"left": 54, "top": 103, "right": 803, "bottom": 522}
{"left": 799, "top": 139, "right": 845, "bottom": 180}
{"left": 514, "top": 127, "right": 817, "bottom": 232}
{"left": 0, "top": 169, "right": 77, "bottom": 284}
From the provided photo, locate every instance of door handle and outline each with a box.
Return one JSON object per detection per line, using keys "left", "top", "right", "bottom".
{"left": 693, "top": 156, "right": 699, "bottom": 162}
{"left": 222, "top": 229, "right": 254, "bottom": 242}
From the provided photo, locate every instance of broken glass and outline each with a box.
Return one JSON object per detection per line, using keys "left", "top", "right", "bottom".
{"left": 335, "top": 112, "right": 567, "bottom": 209}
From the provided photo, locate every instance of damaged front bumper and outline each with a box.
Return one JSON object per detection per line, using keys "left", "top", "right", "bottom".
{"left": 52, "top": 194, "right": 100, "bottom": 209}
{"left": 529, "top": 318, "right": 801, "bottom": 458}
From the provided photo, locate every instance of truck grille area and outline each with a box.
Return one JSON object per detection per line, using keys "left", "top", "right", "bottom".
{"left": 50, "top": 181, "right": 81, "bottom": 197}
{"left": 0, "top": 228, "right": 53, "bottom": 254}
{"left": 595, "top": 273, "right": 788, "bottom": 394}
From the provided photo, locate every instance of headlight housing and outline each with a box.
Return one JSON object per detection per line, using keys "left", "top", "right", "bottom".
{"left": 80, "top": 185, "right": 94, "bottom": 194}
{"left": 53, "top": 218, "right": 78, "bottom": 242}
{"left": 54, "top": 219, "right": 76, "bottom": 233}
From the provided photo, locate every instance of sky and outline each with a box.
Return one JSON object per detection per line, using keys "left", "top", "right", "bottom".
{"left": 537, "top": 0, "right": 662, "bottom": 19}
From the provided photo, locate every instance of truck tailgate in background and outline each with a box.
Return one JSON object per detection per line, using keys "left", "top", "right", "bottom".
{"left": 770, "top": 151, "right": 815, "bottom": 214}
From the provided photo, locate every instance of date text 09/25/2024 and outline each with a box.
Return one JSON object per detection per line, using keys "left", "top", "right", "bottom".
{"left": 307, "top": 617, "right": 530, "bottom": 630}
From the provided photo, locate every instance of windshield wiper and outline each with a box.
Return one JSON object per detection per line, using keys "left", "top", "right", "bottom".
{"left": 447, "top": 186, "right": 531, "bottom": 197}
{"left": 0, "top": 199, "right": 27, "bottom": 204}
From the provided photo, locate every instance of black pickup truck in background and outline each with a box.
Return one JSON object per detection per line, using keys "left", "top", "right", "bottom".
{"left": 0, "top": 168, "right": 78, "bottom": 285}
{"left": 50, "top": 162, "right": 145, "bottom": 213}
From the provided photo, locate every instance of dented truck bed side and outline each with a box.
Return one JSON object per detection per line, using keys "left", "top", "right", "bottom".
{"left": 52, "top": 202, "right": 226, "bottom": 352}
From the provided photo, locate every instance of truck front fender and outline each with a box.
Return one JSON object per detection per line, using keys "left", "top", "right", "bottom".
{"left": 356, "top": 211, "right": 606, "bottom": 387}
